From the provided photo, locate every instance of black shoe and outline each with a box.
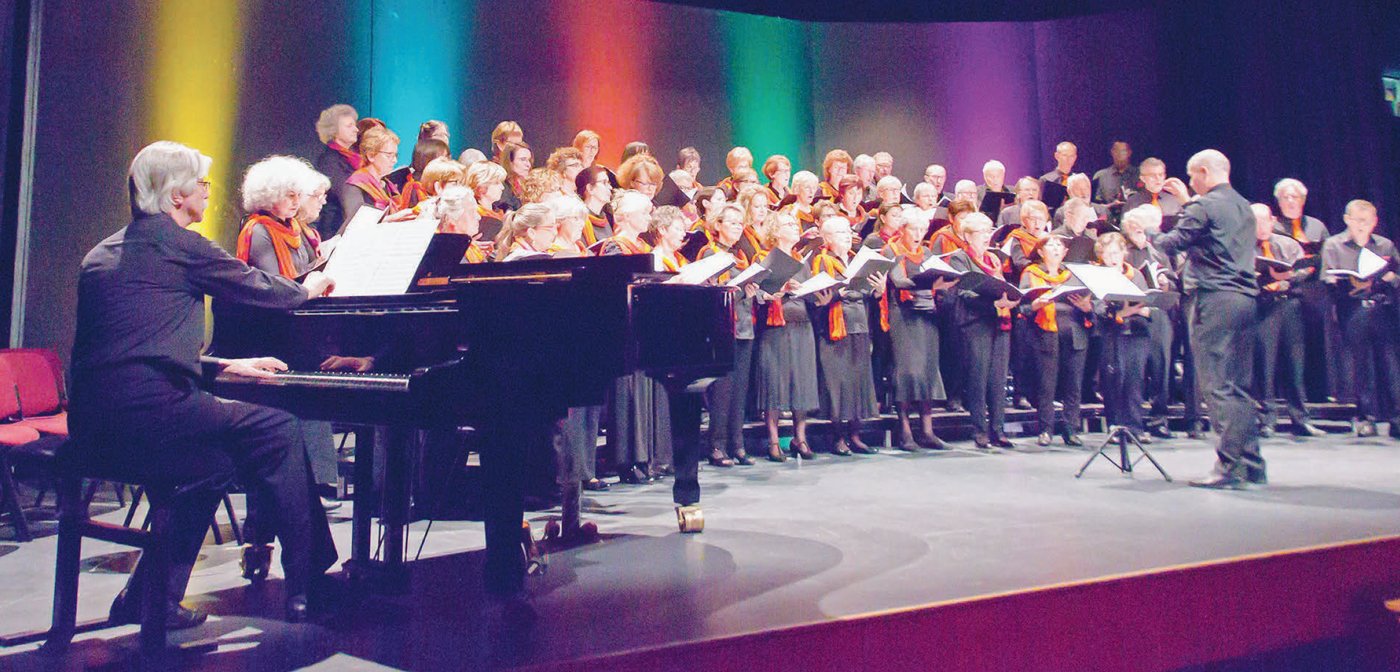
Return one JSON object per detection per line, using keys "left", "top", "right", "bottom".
{"left": 582, "top": 478, "right": 609, "bottom": 492}
{"left": 1187, "top": 422, "right": 1205, "bottom": 440}
{"left": 790, "top": 439, "right": 815, "bottom": 460}
{"left": 849, "top": 434, "right": 874, "bottom": 453}
{"left": 991, "top": 436, "right": 1015, "bottom": 449}
{"left": 618, "top": 465, "right": 651, "bottom": 484}
{"left": 973, "top": 434, "right": 992, "bottom": 449}
{"left": 731, "top": 451, "right": 756, "bottom": 466}
{"left": 1356, "top": 420, "right": 1378, "bottom": 437}
{"left": 1135, "top": 431, "right": 1153, "bottom": 445}
{"left": 1258, "top": 424, "right": 1274, "bottom": 438}
{"left": 109, "top": 589, "right": 208, "bottom": 630}
{"left": 1389, "top": 421, "right": 1400, "bottom": 440}
{"left": 1014, "top": 398, "right": 1033, "bottom": 410}
{"left": 1245, "top": 468, "right": 1268, "bottom": 485}
{"left": 918, "top": 432, "right": 949, "bottom": 451}
{"left": 707, "top": 450, "right": 735, "bottom": 468}
{"left": 1063, "top": 433, "right": 1084, "bottom": 447}
{"left": 1149, "top": 424, "right": 1175, "bottom": 439}
{"left": 1188, "top": 474, "right": 1255, "bottom": 490}
{"left": 1292, "top": 422, "right": 1326, "bottom": 437}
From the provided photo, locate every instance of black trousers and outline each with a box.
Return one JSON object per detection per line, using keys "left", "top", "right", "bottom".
{"left": 70, "top": 367, "right": 334, "bottom": 600}
{"left": 938, "top": 297, "right": 966, "bottom": 405}
{"left": 1009, "top": 317, "right": 1035, "bottom": 402}
{"left": 1101, "top": 331, "right": 1149, "bottom": 433}
{"left": 1145, "top": 309, "right": 1174, "bottom": 414}
{"left": 705, "top": 339, "right": 753, "bottom": 457}
{"left": 1030, "top": 327, "right": 1085, "bottom": 435}
{"left": 1172, "top": 306, "right": 1203, "bottom": 423}
{"left": 1254, "top": 296, "right": 1310, "bottom": 425}
{"left": 555, "top": 405, "right": 601, "bottom": 485}
{"left": 1187, "top": 291, "right": 1263, "bottom": 478}
{"left": 1338, "top": 301, "right": 1400, "bottom": 421}
{"left": 962, "top": 319, "right": 1010, "bottom": 438}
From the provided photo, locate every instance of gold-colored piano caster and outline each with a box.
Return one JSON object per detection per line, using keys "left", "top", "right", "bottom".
{"left": 676, "top": 506, "right": 704, "bottom": 534}
{"left": 240, "top": 543, "right": 273, "bottom": 583}
{"left": 522, "top": 521, "right": 548, "bottom": 576}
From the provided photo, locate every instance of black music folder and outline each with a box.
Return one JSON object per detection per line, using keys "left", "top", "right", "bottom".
{"left": 1040, "top": 180, "right": 1069, "bottom": 210}
{"left": 979, "top": 190, "right": 1015, "bottom": 218}
{"left": 757, "top": 248, "right": 804, "bottom": 295}
{"left": 956, "top": 271, "right": 1025, "bottom": 302}
{"left": 1255, "top": 254, "right": 1320, "bottom": 276}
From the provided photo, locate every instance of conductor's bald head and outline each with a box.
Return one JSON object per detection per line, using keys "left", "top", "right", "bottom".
{"left": 1186, "top": 149, "right": 1231, "bottom": 194}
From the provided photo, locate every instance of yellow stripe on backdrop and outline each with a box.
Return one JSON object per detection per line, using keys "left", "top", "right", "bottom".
{"left": 147, "top": 0, "right": 245, "bottom": 244}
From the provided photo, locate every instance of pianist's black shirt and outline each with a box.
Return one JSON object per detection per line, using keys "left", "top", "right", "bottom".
{"left": 71, "top": 212, "right": 307, "bottom": 386}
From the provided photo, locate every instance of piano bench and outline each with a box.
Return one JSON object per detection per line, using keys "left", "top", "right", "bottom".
{"left": 1, "top": 469, "right": 215, "bottom": 657}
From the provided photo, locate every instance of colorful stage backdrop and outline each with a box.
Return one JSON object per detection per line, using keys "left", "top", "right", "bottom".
{"left": 18, "top": 0, "right": 1400, "bottom": 358}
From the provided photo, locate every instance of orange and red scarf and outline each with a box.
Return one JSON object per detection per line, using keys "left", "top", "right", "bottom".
{"left": 811, "top": 249, "right": 849, "bottom": 340}
{"left": 235, "top": 214, "right": 320, "bottom": 279}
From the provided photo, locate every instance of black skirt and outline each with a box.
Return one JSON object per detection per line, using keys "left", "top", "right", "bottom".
{"left": 889, "top": 302, "right": 945, "bottom": 403}
{"left": 754, "top": 322, "right": 820, "bottom": 412}
{"left": 815, "top": 332, "right": 879, "bottom": 421}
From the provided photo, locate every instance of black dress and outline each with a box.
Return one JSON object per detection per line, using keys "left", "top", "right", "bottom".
{"left": 753, "top": 262, "right": 819, "bottom": 412}
{"left": 887, "top": 248, "right": 945, "bottom": 403}
{"left": 810, "top": 252, "right": 879, "bottom": 422}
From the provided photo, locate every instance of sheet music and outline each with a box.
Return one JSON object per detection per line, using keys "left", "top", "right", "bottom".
{"left": 726, "top": 263, "right": 769, "bottom": 288}
{"left": 843, "top": 246, "right": 894, "bottom": 280}
{"left": 1325, "top": 247, "right": 1389, "bottom": 280}
{"left": 920, "top": 253, "right": 962, "bottom": 275}
{"left": 667, "top": 251, "right": 735, "bottom": 285}
{"left": 1065, "top": 263, "right": 1147, "bottom": 299}
{"left": 790, "top": 272, "right": 845, "bottom": 298}
{"left": 324, "top": 215, "right": 441, "bottom": 297}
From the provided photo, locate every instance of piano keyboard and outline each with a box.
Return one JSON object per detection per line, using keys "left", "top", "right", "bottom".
{"left": 216, "top": 369, "right": 412, "bottom": 392}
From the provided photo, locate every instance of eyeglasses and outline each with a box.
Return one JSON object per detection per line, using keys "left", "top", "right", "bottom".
{"left": 197, "top": 179, "right": 212, "bottom": 189}
{"left": 378, "top": 151, "right": 398, "bottom": 159}
{"left": 633, "top": 181, "right": 657, "bottom": 188}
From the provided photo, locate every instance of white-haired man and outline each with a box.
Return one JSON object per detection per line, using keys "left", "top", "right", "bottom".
{"left": 69, "top": 142, "right": 337, "bottom": 625}
{"left": 1251, "top": 203, "right": 1324, "bottom": 438}
{"left": 1272, "top": 178, "right": 1329, "bottom": 244}
{"left": 854, "top": 154, "right": 877, "bottom": 201}
{"left": 1321, "top": 200, "right": 1400, "bottom": 439}
{"left": 1124, "top": 157, "right": 1181, "bottom": 217}
{"left": 923, "top": 164, "right": 951, "bottom": 203}
{"left": 1152, "top": 149, "right": 1262, "bottom": 489}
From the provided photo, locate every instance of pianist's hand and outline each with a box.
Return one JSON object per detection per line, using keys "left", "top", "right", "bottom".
{"left": 320, "top": 356, "right": 375, "bottom": 372}
{"left": 302, "top": 271, "right": 335, "bottom": 298}
{"left": 222, "top": 357, "right": 289, "bottom": 379}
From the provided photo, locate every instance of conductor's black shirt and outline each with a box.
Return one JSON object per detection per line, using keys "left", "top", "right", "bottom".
{"left": 1152, "top": 183, "right": 1258, "bottom": 296}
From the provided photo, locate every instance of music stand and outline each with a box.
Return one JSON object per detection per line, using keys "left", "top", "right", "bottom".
{"left": 1075, "top": 423, "right": 1171, "bottom": 481}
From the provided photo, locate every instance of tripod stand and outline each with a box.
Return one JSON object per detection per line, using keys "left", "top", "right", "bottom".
{"left": 1075, "top": 424, "right": 1172, "bottom": 480}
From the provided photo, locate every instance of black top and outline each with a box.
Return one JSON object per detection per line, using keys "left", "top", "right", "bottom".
{"left": 313, "top": 143, "right": 357, "bottom": 240}
{"left": 1320, "top": 231, "right": 1400, "bottom": 306}
{"left": 72, "top": 213, "right": 308, "bottom": 383}
{"left": 1152, "top": 184, "right": 1258, "bottom": 296}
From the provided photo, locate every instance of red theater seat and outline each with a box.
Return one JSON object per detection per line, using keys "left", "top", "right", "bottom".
{"left": 0, "top": 349, "right": 69, "bottom": 437}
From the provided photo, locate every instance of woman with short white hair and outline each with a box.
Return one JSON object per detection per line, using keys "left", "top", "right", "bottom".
{"left": 547, "top": 194, "right": 590, "bottom": 256}
{"left": 237, "top": 156, "right": 323, "bottom": 279}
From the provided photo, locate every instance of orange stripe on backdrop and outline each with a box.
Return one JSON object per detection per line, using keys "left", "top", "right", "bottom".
{"left": 555, "top": 0, "right": 655, "bottom": 168}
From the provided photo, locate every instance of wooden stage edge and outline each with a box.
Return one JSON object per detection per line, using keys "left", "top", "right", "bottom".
{"left": 524, "top": 534, "right": 1400, "bottom": 672}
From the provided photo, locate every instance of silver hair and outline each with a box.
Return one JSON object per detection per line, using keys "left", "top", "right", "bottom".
{"left": 876, "top": 175, "right": 902, "bottom": 191}
{"left": 1273, "top": 178, "right": 1308, "bottom": 200}
{"left": 548, "top": 194, "right": 588, "bottom": 221}
{"left": 960, "top": 212, "right": 994, "bottom": 234}
{"left": 434, "top": 184, "right": 477, "bottom": 221}
{"left": 129, "top": 141, "right": 212, "bottom": 215}
{"left": 853, "top": 154, "right": 876, "bottom": 170}
{"left": 982, "top": 160, "right": 1005, "bottom": 175}
{"left": 315, "top": 104, "right": 357, "bottom": 144}
{"left": 1123, "top": 204, "right": 1163, "bottom": 231}
{"left": 648, "top": 205, "right": 687, "bottom": 235}
{"left": 1065, "top": 197, "right": 1096, "bottom": 217}
{"left": 241, "top": 155, "right": 315, "bottom": 213}
{"left": 1066, "top": 173, "right": 1092, "bottom": 190}
{"left": 458, "top": 148, "right": 487, "bottom": 165}
{"left": 954, "top": 179, "right": 977, "bottom": 193}
{"left": 791, "top": 170, "right": 819, "bottom": 191}
{"left": 613, "top": 190, "right": 652, "bottom": 218}
{"left": 912, "top": 182, "right": 937, "bottom": 199}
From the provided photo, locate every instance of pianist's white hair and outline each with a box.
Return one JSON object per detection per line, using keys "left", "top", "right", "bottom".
{"left": 242, "top": 155, "right": 317, "bottom": 213}
{"left": 1273, "top": 178, "right": 1308, "bottom": 200}
{"left": 128, "top": 141, "right": 212, "bottom": 216}
{"left": 434, "top": 184, "right": 476, "bottom": 221}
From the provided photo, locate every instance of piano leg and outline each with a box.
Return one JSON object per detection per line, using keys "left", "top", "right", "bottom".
{"left": 479, "top": 415, "right": 536, "bottom": 596}
{"left": 668, "top": 387, "right": 705, "bottom": 533}
{"left": 379, "top": 427, "right": 415, "bottom": 588}
{"left": 344, "top": 426, "right": 414, "bottom": 593}
{"left": 349, "top": 426, "right": 375, "bottom": 582}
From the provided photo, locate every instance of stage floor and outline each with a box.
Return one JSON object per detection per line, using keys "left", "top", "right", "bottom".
{"left": 3, "top": 425, "right": 1400, "bottom": 671}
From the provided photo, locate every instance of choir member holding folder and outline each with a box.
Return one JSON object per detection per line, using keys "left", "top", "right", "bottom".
{"left": 600, "top": 192, "right": 672, "bottom": 481}
{"left": 885, "top": 208, "right": 954, "bottom": 450}
{"left": 1321, "top": 200, "right": 1400, "bottom": 438}
{"left": 947, "top": 212, "right": 1021, "bottom": 448}
{"left": 1250, "top": 203, "right": 1324, "bottom": 437}
{"left": 699, "top": 205, "right": 759, "bottom": 466}
{"left": 1091, "top": 233, "right": 1153, "bottom": 442}
{"left": 753, "top": 211, "right": 819, "bottom": 461}
{"left": 1020, "top": 234, "right": 1094, "bottom": 447}
{"left": 808, "top": 216, "right": 886, "bottom": 455}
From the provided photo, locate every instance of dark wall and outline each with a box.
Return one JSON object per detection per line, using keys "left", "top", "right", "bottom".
{"left": 16, "top": 0, "right": 1399, "bottom": 364}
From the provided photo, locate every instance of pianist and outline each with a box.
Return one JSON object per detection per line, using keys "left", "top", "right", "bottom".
{"left": 68, "top": 141, "right": 338, "bottom": 626}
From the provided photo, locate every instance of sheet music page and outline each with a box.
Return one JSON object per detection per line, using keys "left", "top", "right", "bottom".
{"left": 790, "top": 272, "right": 845, "bottom": 298}
{"left": 325, "top": 215, "right": 440, "bottom": 296}
{"left": 1358, "top": 247, "right": 1388, "bottom": 278}
{"left": 843, "top": 246, "right": 892, "bottom": 280}
{"left": 920, "top": 253, "right": 961, "bottom": 274}
{"left": 667, "top": 251, "right": 735, "bottom": 285}
{"left": 1065, "top": 263, "right": 1147, "bottom": 298}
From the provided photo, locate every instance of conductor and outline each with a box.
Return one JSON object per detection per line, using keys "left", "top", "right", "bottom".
{"left": 68, "top": 141, "right": 338, "bottom": 625}
{"left": 1148, "top": 149, "right": 1263, "bottom": 489}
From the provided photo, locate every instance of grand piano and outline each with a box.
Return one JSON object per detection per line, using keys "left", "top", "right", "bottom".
{"left": 208, "top": 250, "right": 736, "bottom": 594}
